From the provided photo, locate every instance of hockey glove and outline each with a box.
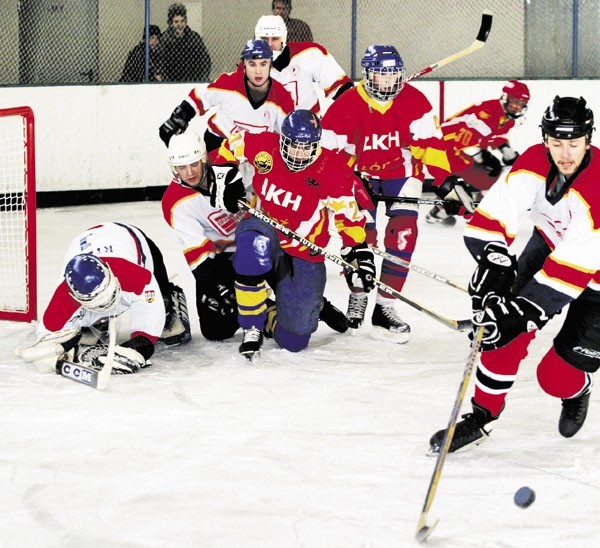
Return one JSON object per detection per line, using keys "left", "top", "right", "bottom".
{"left": 208, "top": 163, "right": 245, "bottom": 213}
{"left": 436, "top": 175, "right": 475, "bottom": 215}
{"left": 201, "top": 283, "right": 237, "bottom": 316}
{"left": 469, "top": 242, "right": 517, "bottom": 313}
{"left": 159, "top": 101, "right": 196, "bottom": 146}
{"left": 341, "top": 242, "right": 376, "bottom": 292}
{"left": 476, "top": 149, "right": 502, "bottom": 177}
{"left": 17, "top": 327, "right": 82, "bottom": 373}
{"left": 499, "top": 143, "right": 519, "bottom": 166}
{"left": 473, "top": 296, "right": 548, "bottom": 351}
{"left": 76, "top": 343, "right": 149, "bottom": 375}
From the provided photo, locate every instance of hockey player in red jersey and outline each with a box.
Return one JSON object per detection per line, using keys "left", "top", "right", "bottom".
{"left": 208, "top": 109, "right": 373, "bottom": 360}
{"left": 22, "top": 222, "right": 191, "bottom": 375}
{"left": 427, "top": 80, "right": 530, "bottom": 225}
{"left": 254, "top": 15, "right": 353, "bottom": 114}
{"left": 159, "top": 39, "right": 294, "bottom": 157}
{"left": 430, "top": 96, "right": 600, "bottom": 453}
{"left": 322, "top": 45, "right": 472, "bottom": 341}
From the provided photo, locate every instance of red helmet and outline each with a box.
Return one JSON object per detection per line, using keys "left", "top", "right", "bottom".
{"left": 501, "top": 80, "right": 530, "bottom": 119}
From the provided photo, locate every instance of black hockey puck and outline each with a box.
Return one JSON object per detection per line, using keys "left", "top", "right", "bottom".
{"left": 514, "top": 486, "right": 535, "bottom": 508}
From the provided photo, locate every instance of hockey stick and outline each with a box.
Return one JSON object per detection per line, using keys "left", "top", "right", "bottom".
{"left": 415, "top": 325, "right": 484, "bottom": 543}
{"left": 372, "top": 195, "right": 481, "bottom": 208}
{"left": 406, "top": 11, "right": 493, "bottom": 83}
{"left": 370, "top": 247, "right": 468, "bottom": 293}
{"left": 239, "top": 201, "right": 472, "bottom": 332}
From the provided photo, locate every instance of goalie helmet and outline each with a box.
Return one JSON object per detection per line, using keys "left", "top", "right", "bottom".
{"left": 241, "top": 39, "right": 273, "bottom": 61}
{"left": 255, "top": 15, "right": 287, "bottom": 60}
{"left": 167, "top": 131, "right": 206, "bottom": 166}
{"left": 361, "top": 45, "right": 405, "bottom": 101}
{"left": 541, "top": 96, "right": 594, "bottom": 141}
{"left": 280, "top": 109, "right": 322, "bottom": 171}
{"left": 64, "top": 254, "right": 121, "bottom": 312}
{"left": 501, "top": 80, "right": 530, "bottom": 119}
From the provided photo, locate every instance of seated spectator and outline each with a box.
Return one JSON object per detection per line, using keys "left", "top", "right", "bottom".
{"left": 272, "top": 0, "right": 313, "bottom": 42}
{"left": 160, "top": 3, "right": 211, "bottom": 82}
{"left": 120, "top": 25, "right": 163, "bottom": 82}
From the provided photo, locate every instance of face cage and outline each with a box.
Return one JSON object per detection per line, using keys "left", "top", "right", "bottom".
{"left": 71, "top": 270, "right": 121, "bottom": 312}
{"left": 363, "top": 66, "right": 405, "bottom": 101}
{"left": 280, "top": 135, "right": 320, "bottom": 172}
{"left": 503, "top": 95, "right": 528, "bottom": 119}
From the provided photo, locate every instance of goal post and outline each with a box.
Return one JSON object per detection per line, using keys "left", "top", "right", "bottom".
{"left": 0, "top": 106, "right": 37, "bottom": 322}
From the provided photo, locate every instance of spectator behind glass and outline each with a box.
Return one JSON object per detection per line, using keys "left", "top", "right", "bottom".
{"left": 120, "top": 25, "right": 163, "bottom": 82}
{"left": 272, "top": 0, "right": 313, "bottom": 42}
{"left": 160, "top": 3, "right": 212, "bottom": 82}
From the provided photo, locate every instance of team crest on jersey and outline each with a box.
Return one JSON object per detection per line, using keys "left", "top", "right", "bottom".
{"left": 305, "top": 176, "right": 318, "bottom": 187}
{"left": 208, "top": 210, "right": 243, "bottom": 235}
{"left": 254, "top": 152, "right": 273, "bottom": 174}
{"left": 145, "top": 290, "right": 156, "bottom": 303}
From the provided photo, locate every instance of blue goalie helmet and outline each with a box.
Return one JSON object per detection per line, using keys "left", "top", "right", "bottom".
{"left": 64, "top": 254, "right": 121, "bottom": 312}
{"left": 361, "top": 45, "right": 405, "bottom": 101}
{"left": 241, "top": 39, "right": 273, "bottom": 61}
{"left": 280, "top": 109, "right": 322, "bottom": 172}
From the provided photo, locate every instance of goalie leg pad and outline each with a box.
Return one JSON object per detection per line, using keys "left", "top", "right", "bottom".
{"left": 159, "top": 284, "right": 192, "bottom": 346}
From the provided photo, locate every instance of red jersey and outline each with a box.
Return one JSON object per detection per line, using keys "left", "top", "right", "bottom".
{"left": 321, "top": 82, "right": 450, "bottom": 182}
{"left": 215, "top": 131, "right": 366, "bottom": 261}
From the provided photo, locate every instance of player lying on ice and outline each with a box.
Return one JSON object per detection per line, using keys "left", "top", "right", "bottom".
{"left": 208, "top": 109, "right": 375, "bottom": 361}
{"left": 18, "top": 222, "right": 191, "bottom": 375}
{"left": 430, "top": 96, "right": 600, "bottom": 453}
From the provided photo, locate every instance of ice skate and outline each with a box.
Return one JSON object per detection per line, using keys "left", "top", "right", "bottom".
{"left": 320, "top": 298, "right": 348, "bottom": 333}
{"left": 346, "top": 292, "right": 368, "bottom": 330}
{"left": 429, "top": 401, "right": 496, "bottom": 455}
{"left": 371, "top": 302, "right": 410, "bottom": 343}
{"left": 239, "top": 327, "right": 264, "bottom": 362}
{"left": 425, "top": 204, "right": 457, "bottom": 226}
{"left": 559, "top": 390, "right": 590, "bottom": 438}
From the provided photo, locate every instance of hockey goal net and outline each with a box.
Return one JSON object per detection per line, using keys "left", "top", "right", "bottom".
{"left": 0, "top": 107, "right": 37, "bottom": 322}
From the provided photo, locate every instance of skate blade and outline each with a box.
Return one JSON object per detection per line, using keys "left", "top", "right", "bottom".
{"left": 242, "top": 351, "right": 261, "bottom": 364}
{"left": 370, "top": 326, "right": 410, "bottom": 344}
{"left": 426, "top": 433, "right": 489, "bottom": 456}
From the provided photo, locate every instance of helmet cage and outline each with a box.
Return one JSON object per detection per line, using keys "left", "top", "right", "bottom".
{"left": 65, "top": 254, "right": 121, "bottom": 312}
{"left": 280, "top": 110, "right": 322, "bottom": 172}
{"left": 361, "top": 46, "right": 405, "bottom": 101}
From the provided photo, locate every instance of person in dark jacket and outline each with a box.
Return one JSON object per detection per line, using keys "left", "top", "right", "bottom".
{"left": 160, "top": 3, "right": 212, "bottom": 82}
{"left": 120, "top": 25, "right": 163, "bottom": 82}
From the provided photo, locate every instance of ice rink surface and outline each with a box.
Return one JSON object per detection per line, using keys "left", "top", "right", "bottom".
{"left": 2, "top": 201, "right": 599, "bottom": 547}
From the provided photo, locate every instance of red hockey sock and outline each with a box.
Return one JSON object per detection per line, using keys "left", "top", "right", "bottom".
{"left": 537, "top": 346, "right": 590, "bottom": 399}
{"left": 379, "top": 215, "right": 418, "bottom": 295}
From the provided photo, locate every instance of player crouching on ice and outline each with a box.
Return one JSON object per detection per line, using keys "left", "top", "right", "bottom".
{"left": 208, "top": 109, "right": 375, "bottom": 360}
{"left": 430, "top": 96, "right": 600, "bottom": 454}
{"left": 18, "top": 222, "right": 191, "bottom": 375}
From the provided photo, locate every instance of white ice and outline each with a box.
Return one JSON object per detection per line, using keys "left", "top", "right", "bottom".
{"left": 2, "top": 201, "right": 599, "bottom": 548}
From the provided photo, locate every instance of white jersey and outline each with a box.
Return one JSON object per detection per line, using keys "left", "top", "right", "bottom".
{"left": 161, "top": 176, "right": 245, "bottom": 270}
{"left": 40, "top": 222, "right": 165, "bottom": 341}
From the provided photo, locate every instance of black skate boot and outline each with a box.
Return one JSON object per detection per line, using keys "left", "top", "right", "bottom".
{"left": 239, "top": 327, "right": 264, "bottom": 362}
{"left": 320, "top": 298, "right": 348, "bottom": 333}
{"left": 559, "top": 390, "right": 591, "bottom": 438}
{"left": 371, "top": 302, "right": 410, "bottom": 343}
{"left": 346, "top": 292, "right": 368, "bottom": 329}
{"left": 425, "top": 204, "right": 457, "bottom": 226}
{"left": 429, "top": 400, "right": 497, "bottom": 455}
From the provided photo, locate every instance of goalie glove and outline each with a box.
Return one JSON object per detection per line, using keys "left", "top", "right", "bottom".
{"left": 208, "top": 163, "right": 245, "bottom": 213}
{"left": 341, "top": 242, "right": 376, "bottom": 292}
{"left": 16, "top": 328, "right": 82, "bottom": 373}
{"left": 436, "top": 175, "right": 475, "bottom": 215}
{"left": 498, "top": 143, "right": 519, "bottom": 166}
{"left": 76, "top": 343, "right": 148, "bottom": 375}
{"left": 158, "top": 101, "right": 196, "bottom": 146}
{"left": 469, "top": 242, "right": 518, "bottom": 313}
{"left": 473, "top": 296, "right": 549, "bottom": 351}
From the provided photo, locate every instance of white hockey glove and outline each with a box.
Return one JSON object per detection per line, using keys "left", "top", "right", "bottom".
{"left": 208, "top": 163, "right": 245, "bottom": 213}
{"left": 76, "top": 344, "right": 148, "bottom": 375}
{"left": 16, "top": 327, "right": 82, "bottom": 373}
{"left": 498, "top": 143, "right": 519, "bottom": 166}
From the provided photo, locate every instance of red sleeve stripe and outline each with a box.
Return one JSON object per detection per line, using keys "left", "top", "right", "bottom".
{"left": 540, "top": 255, "right": 595, "bottom": 291}
{"left": 467, "top": 209, "right": 516, "bottom": 245}
{"left": 184, "top": 240, "right": 217, "bottom": 266}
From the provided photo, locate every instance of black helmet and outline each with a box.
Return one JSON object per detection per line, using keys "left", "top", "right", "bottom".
{"left": 541, "top": 96, "right": 594, "bottom": 141}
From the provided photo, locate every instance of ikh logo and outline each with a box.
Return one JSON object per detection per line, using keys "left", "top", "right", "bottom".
{"left": 254, "top": 151, "right": 273, "bottom": 174}
{"left": 261, "top": 179, "right": 302, "bottom": 211}
{"left": 145, "top": 290, "right": 156, "bottom": 303}
{"left": 61, "top": 363, "right": 93, "bottom": 384}
{"left": 363, "top": 130, "right": 400, "bottom": 151}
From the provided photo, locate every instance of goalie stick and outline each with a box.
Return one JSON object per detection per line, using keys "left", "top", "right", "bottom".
{"left": 415, "top": 326, "right": 485, "bottom": 543}
{"left": 406, "top": 11, "right": 493, "bottom": 83}
{"left": 239, "top": 201, "right": 472, "bottom": 332}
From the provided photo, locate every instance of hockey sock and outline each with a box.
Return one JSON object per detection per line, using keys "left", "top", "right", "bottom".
{"left": 235, "top": 279, "right": 268, "bottom": 330}
{"left": 537, "top": 346, "right": 592, "bottom": 399}
{"left": 379, "top": 214, "right": 418, "bottom": 295}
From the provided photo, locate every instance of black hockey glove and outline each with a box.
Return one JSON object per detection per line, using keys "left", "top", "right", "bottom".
{"left": 159, "top": 101, "right": 196, "bottom": 146}
{"left": 498, "top": 143, "right": 519, "bottom": 166}
{"left": 473, "top": 296, "right": 548, "bottom": 351}
{"left": 208, "top": 163, "right": 245, "bottom": 213}
{"left": 201, "top": 283, "right": 237, "bottom": 316}
{"left": 478, "top": 149, "right": 502, "bottom": 177}
{"left": 436, "top": 175, "right": 475, "bottom": 215}
{"left": 469, "top": 242, "right": 517, "bottom": 313}
{"left": 341, "top": 242, "right": 376, "bottom": 292}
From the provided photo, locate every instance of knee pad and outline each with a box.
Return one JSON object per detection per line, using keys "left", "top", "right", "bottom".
{"left": 233, "top": 231, "right": 272, "bottom": 277}
{"left": 537, "top": 346, "right": 591, "bottom": 399}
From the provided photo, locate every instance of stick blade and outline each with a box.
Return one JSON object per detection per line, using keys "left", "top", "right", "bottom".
{"left": 476, "top": 11, "right": 494, "bottom": 43}
{"left": 416, "top": 519, "right": 439, "bottom": 543}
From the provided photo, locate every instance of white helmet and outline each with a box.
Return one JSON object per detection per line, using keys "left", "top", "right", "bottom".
{"left": 255, "top": 15, "right": 287, "bottom": 59}
{"left": 167, "top": 131, "right": 206, "bottom": 166}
